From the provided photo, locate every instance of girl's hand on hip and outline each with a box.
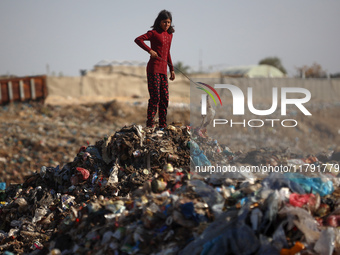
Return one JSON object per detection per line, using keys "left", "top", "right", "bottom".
{"left": 170, "top": 71, "right": 175, "bottom": 81}
{"left": 149, "top": 50, "right": 158, "bottom": 58}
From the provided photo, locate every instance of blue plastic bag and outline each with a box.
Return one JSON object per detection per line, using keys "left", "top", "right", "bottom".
{"left": 285, "top": 173, "right": 334, "bottom": 196}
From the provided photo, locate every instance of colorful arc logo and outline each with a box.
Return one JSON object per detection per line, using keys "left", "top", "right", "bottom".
{"left": 196, "top": 82, "right": 222, "bottom": 106}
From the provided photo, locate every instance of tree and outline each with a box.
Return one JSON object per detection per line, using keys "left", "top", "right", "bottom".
{"left": 330, "top": 72, "right": 340, "bottom": 78}
{"left": 295, "top": 63, "right": 327, "bottom": 78}
{"left": 173, "top": 61, "right": 190, "bottom": 74}
{"left": 259, "top": 57, "right": 287, "bottom": 74}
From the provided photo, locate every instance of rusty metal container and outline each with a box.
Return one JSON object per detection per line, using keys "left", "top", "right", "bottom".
{"left": 0, "top": 75, "right": 48, "bottom": 105}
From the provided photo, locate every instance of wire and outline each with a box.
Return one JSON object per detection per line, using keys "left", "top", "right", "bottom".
{"left": 157, "top": 56, "right": 205, "bottom": 89}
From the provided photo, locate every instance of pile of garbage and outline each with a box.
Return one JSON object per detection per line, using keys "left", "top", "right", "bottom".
{"left": 0, "top": 101, "right": 190, "bottom": 185}
{"left": 1, "top": 123, "right": 340, "bottom": 254}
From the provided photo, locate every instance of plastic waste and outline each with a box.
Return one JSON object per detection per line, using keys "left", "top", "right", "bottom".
{"left": 201, "top": 221, "right": 260, "bottom": 255}
{"left": 14, "top": 197, "right": 28, "bottom": 213}
{"left": 151, "top": 179, "right": 167, "bottom": 193}
{"left": 272, "top": 223, "right": 289, "bottom": 251}
{"left": 223, "top": 146, "right": 235, "bottom": 161}
{"left": 167, "top": 154, "right": 179, "bottom": 162}
{"left": 31, "top": 240, "right": 44, "bottom": 250}
{"left": 289, "top": 193, "right": 316, "bottom": 208}
{"left": 85, "top": 146, "right": 102, "bottom": 160}
{"left": 107, "top": 163, "right": 119, "bottom": 186}
{"left": 286, "top": 159, "right": 305, "bottom": 166}
{"left": 163, "top": 163, "right": 174, "bottom": 172}
{"left": 133, "top": 150, "right": 142, "bottom": 158}
{"left": 261, "top": 173, "right": 306, "bottom": 194}
{"left": 179, "top": 209, "right": 256, "bottom": 255}
{"left": 259, "top": 190, "right": 280, "bottom": 234}
{"left": 193, "top": 151, "right": 211, "bottom": 166}
{"left": 188, "top": 179, "right": 224, "bottom": 208}
{"left": 280, "top": 241, "right": 305, "bottom": 255}
{"left": 325, "top": 214, "right": 340, "bottom": 227}
{"left": 279, "top": 206, "right": 320, "bottom": 244}
{"left": 0, "top": 182, "right": 6, "bottom": 201}
{"left": 32, "top": 206, "right": 48, "bottom": 224}
{"left": 257, "top": 235, "right": 281, "bottom": 255}
{"left": 76, "top": 167, "right": 90, "bottom": 180}
{"left": 188, "top": 140, "right": 211, "bottom": 166}
{"left": 180, "top": 202, "right": 200, "bottom": 223}
{"left": 314, "top": 228, "right": 335, "bottom": 255}
{"left": 250, "top": 208, "right": 263, "bottom": 231}
{"left": 40, "top": 166, "right": 47, "bottom": 178}
{"left": 2, "top": 118, "right": 340, "bottom": 254}
{"left": 61, "top": 195, "right": 75, "bottom": 211}
{"left": 285, "top": 173, "right": 334, "bottom": 196}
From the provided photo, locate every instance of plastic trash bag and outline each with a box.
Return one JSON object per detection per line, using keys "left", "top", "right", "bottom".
{"left": 279, "top": 206, "right": 320, "bottom": 244}
{"left": 32, "top": 206, "right": 48, "bottom": 224}
{"left": 259, "top": 190, "right": 281, "bottom": 234}
{"left": 189, "top": 140, "right": 211, "bottom": 166}
{"left": 180, "top": 205, "right": 261, "bottom": 255}
{"left": 289, "top": 193, "right": 317, "bottom": 208}
{"left": 189, "top": 179, "right": 224, "bottom": 208}
{"left": 199, "top": 221, "right": 260, "bottom": 255}
{"left": 256, "top": 235, "right": 281, "bottom": 255}
{"left": 285, "top": 173, "right": 334, "bottom": 196}
{"left": 314, "top": 227, "right": 335, "bottom": 255}
{"left": 261, "top": 173, "right": 305, "bottom": 194}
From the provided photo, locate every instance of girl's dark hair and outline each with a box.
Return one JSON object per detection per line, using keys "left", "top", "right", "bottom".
{"left": 151, "top": 9, "right": 175, "bottom": 34}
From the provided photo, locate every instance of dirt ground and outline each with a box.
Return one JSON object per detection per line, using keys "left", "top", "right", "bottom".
{"left": 191, "top": 102, "right": 340, "bottom": 155}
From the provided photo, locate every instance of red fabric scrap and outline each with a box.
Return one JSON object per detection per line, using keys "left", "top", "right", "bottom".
{"left": 289, "top": 193, "right": 316, "bottom": 207}
{"left": 76, "top": 167, "right": 90, "bottom": 180}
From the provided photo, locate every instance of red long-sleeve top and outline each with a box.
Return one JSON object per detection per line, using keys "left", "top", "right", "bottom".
{"left": 135, "top": 29, "right": 174, "bottom": 75}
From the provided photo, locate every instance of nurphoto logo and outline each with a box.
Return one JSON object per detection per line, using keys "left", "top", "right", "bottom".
{"left": 199, "top": 84, "right": 312, "bottom": 128}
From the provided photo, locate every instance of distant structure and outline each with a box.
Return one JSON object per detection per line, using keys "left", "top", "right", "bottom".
{"left": 221, "top": 64, "right": 285, "bottom": 78}
{"left": 87, "top": 61, "right": 286, "bottom": 78}
{"left": 89, "top": 60, "right": 147, "bottom": 76}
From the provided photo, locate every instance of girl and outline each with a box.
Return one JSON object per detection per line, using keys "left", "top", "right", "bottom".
{"left": 134, "top": 10, "right": 175, "bottom": 129}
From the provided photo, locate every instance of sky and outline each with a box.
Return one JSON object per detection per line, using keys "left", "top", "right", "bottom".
{"left": 1, "top": 0, "right": 339, "bottom": 77}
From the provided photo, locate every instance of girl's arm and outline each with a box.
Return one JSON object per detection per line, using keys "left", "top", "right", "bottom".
{"left": 134, "top": 31, "right": 153, "bottom": 54}
{"left": 170, "top": 70, "right": 175, "bottom": 81}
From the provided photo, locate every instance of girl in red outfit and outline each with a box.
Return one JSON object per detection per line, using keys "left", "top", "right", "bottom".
{"left": 135, "top": 10, "right": 175, "bottom": 129}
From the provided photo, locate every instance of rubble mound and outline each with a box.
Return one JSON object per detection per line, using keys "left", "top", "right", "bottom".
{"left": 0, "top": 123, "right": 340, "bottom": 254}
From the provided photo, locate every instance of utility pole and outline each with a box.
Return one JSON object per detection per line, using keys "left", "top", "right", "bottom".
{"left": 199, "top": 49, "right": 202, "bottom": 73}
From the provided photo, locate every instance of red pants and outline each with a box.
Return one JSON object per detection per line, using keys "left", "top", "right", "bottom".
{"left": 146, "top": 73, "right": 169, "bottom": 128}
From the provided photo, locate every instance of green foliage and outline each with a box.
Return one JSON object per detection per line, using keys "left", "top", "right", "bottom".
{"left": 173, "top": 61, "right": 190, "bottom": 74}
{"left": 259, "top": 57, "right": 287, "bottom": 74}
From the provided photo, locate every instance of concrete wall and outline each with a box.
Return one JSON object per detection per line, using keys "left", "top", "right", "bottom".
{"left": 46, "top": 71, "right": 190, "bottom": 103}
{"left": 47, "top": 72, "right": 340, "bottom": 103}
{"left": 190, "top": 77, "right": 340, "bottom": 103}
{"left": 220, "top": 77, "right": 340, "bottom": 102}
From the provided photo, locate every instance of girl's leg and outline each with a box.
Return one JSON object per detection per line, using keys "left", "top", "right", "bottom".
{"left": 146, "top": 73, "right": 161, "bottom": 127}
{"left": 159, "top": 74, "right": 169, "bottom": 128}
